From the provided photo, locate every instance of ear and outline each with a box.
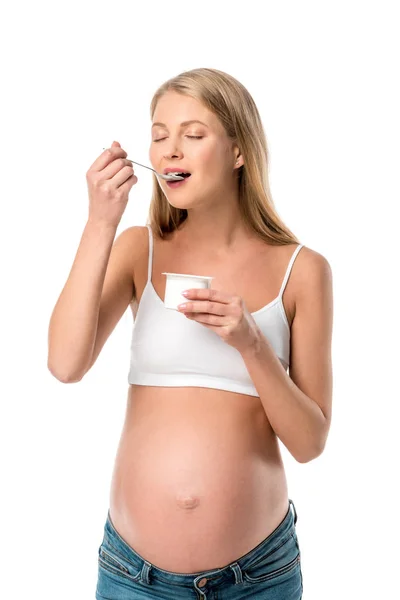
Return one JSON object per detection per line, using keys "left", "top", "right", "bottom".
{"left": 235, "top": 155, "right": 244, "bottom": 169}
{"left": 232, "top": 144, "right": 244, "bottom": 169}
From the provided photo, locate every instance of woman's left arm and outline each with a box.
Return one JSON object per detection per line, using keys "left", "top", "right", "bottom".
{"left": 178, "top": 249, "right": 333, "bottom": 464}
{"left": 240, "top": 250, "right": 333, "bottom": 463}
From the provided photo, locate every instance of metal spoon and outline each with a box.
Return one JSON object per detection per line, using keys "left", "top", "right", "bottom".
{"left": 126, "top": 158, "right": 186, "bottom": 181}
{"left": 101, "top": 149, "right": 184, "bottom": 181}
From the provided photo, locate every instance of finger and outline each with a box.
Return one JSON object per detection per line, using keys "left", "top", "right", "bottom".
{"left": 101, "top": 157, "right": 135, "bottom": 182}
{"left": 181, "top": 300, "right": 230, "bottom": 315}
{"left": 185, "top": 314, "right": 221, "bottom": 333}
{"left": 185, "top": 313, "right": 226, "bottom": 326}
{"left": 183, "top": 287, "right": 234, "bottom": 305}
{"left": 88, "top": 144, "right": 128, "bottom": 173}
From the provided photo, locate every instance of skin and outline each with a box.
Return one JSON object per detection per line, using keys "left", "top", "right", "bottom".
{"left": 108, "top": 91, "right": 302, "bottom": 574}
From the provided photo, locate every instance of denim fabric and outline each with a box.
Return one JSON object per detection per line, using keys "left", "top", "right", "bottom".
{"left": 96, "top": 498, "right": 303, "bottom": 599}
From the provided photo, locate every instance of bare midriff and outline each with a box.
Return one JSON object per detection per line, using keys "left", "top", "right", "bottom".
{"left": 108, "top": 384, "right": 290, "bottom": 573}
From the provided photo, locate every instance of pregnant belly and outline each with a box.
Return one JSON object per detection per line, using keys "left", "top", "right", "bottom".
{"left": 108, "top": 387, "right": 289, "bottom": 573}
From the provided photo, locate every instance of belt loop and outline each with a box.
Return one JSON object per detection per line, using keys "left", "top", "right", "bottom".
{"left": 289, "top": 498, "right": 298, "bottom": 525}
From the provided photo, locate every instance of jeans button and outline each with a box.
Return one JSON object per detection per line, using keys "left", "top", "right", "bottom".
{"left": 198, "top": 577, "right": 208, "bottom": 587}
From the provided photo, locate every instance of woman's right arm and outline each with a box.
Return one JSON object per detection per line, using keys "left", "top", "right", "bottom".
{"left": 47, "top": 141, "right": 138, "bottom": 382}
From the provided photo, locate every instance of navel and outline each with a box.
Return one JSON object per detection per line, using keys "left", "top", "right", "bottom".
{"left": 175, "top": 494, "right": 200, "bottom": 509}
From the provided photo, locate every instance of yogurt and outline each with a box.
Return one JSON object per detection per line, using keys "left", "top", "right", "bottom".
{"left": 162, "top": 272, "right": 214, "bottom": 310}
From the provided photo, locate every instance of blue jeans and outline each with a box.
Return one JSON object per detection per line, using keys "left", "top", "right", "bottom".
{"left": 96, "top": 498, "right": 303, "bottom": 599}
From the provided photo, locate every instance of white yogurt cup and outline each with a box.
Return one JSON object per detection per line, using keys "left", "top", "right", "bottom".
{"left": 162, "top": 272, "right": 214, "bottom": 310}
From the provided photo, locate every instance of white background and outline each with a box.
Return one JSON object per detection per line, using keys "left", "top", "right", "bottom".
{"left": 1, "top": 1, "right": 399, "bottom": 598}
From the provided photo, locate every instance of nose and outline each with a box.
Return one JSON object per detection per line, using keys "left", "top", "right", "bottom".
{"left": 162, "top": 138, "right": 184, "bottom": 160}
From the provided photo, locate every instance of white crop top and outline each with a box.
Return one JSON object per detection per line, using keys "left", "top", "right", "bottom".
{"left": 128, "top": 225, "right": 304, "bottom": 397}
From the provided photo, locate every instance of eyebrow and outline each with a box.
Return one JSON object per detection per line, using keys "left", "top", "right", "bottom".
{"left": 151, "top": 120, "right": 209, "bottom": 129}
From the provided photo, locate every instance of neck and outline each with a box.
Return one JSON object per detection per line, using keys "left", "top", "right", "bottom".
{"left": 176, "top": 189, "right": 253, "bottom": 252}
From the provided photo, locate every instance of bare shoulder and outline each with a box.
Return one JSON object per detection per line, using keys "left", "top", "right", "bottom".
{"left": 118, "top": 224, "right": 149, "bottom": 245}
{"left": 117, "top": 224, "right": 150, "bottom": 259}
{"left": 296, "top": 241, "right": 332, "bottom": 284}
{"left": 287, "top": 245, "right": 333, "bottom": 346}
{"left": 291, "top": 245, "right": 333, "bottom": 300}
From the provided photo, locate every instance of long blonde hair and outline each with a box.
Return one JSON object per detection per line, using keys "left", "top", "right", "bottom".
{"left": 148, "top": 68, "right": 300, "bottom": 246}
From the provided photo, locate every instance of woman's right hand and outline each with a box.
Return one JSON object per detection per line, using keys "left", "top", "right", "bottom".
{"left": 86, "top": 141, "right": 138, "bottom": 228}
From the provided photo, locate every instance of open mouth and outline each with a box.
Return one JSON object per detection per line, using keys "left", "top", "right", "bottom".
{"left": 165, "top": 172, "right": 192, "bottom": 187}
{"left": 171, "top": 172, "right": 191, "bottom": 179}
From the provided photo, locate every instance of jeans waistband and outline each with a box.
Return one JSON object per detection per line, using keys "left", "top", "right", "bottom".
{"left": 102, "top": 498, "right": 298, "bottom": 587}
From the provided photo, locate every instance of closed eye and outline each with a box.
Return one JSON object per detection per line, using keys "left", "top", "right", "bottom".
{"left": 153, "top": 136, "right": 203, "bottom": 142}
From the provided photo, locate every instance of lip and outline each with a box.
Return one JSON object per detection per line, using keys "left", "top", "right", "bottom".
{"left": 163, "top": 167, "right": 191, "bottom": 175}
{"left": 166, "top": 177, "right": 190, "bottom": 188}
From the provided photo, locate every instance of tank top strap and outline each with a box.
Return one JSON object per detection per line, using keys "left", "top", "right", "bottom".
{"left": 278, "top": 243, "right": 304, "bottom": 298}
{"left": 146, "top": 224, "right": 154, "bottom": 282}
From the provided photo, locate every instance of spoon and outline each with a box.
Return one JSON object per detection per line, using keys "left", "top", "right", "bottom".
{"left": 101, "top": 149, "right": 184, "bottom": 181}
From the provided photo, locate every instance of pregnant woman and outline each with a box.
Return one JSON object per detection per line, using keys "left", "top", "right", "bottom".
{"left": 48, "top": 67, "right": 333, "bottom": 599}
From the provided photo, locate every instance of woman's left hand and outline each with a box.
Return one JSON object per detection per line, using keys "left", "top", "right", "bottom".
{"left": 177, "top": 288, "right": 260, "bottom": 354}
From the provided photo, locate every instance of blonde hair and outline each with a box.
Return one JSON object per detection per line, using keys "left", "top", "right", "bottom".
{"left": 148, "top": 68, "right": 300, "bottom": 246}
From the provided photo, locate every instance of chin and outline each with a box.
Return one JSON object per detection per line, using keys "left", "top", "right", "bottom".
{"left": 167, "top": 202, "right": 192, "bottom": 211}
{"left": 165, "top": 197, "right": 197, "bottom": 210}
